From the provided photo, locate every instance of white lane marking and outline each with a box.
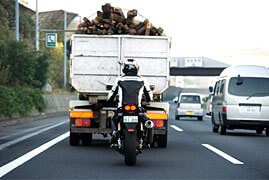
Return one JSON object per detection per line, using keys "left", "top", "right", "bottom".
{"left": 0, "top": 121, "right": 61, "bottom": 140}
{"left": 0, "top": 120, "right": 68, "bottom": 151}
{"left": 0, "top": 131, "right": 69, "bottom": 178}
{"left": 170, "top": 125, "right": 183, "bottom": 132}
{"left": 202, "top": 144, "right": 244, "bottom": 165}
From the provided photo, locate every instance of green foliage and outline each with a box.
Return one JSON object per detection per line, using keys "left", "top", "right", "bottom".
{"left": 0, "top": 0, "right": 35, "bottom": 43}
{"left": 0, "top": 1, "right": 71, "bottom": 91}
{"left": 45, "top": 48, "right": 65, "bottom": 88}
{"left": 0, "top": 86, "right": 45, "bottom": 118}
{"left": 0, "top": 41, "right": 49, "bottom": 88}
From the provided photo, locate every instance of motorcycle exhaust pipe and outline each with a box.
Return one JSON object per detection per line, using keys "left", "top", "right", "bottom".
{"left": 145, "top": 120, "right": 154, "bottom": 129}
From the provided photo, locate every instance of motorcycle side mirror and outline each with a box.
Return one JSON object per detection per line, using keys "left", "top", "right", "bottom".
{"left": 150, "top": 85, "right": 155, "bottom": 91}
{"left": 106, "top": 85, "right": 112, "bottom": 90}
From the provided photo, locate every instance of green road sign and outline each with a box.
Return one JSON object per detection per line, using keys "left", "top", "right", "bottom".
{"left": 46, "top": 33, "right": 57, "bottom": 47}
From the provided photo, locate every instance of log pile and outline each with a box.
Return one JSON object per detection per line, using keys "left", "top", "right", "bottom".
{"left": 76, "top": 3, "right": 164, "bottom": 36}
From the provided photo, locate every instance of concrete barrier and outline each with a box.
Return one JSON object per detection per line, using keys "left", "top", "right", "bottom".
{"left": 42, "top": 94, "right": 77, "bottom": 114}
{"left": 0, "top": 94, "right": 77, "bottom": 127}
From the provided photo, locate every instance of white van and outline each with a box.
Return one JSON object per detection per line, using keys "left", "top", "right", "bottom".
{"left": 209, "top": 65, "right": 269, "bottom": 136}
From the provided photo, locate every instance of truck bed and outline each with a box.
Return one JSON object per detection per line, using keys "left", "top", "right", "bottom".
{"left": 70, "top": 35, "right": 170, "bottom": 95}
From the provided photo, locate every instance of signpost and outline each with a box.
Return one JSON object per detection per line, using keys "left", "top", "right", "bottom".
{"left": 46, "top": 33, "right": 57, "bottom": 47}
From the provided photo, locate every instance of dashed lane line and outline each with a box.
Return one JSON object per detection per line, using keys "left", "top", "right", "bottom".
{"left": 170, "top": 125, "right": 183, "bottom": 132}
{"left": 202, "top": 144, "right": 244, "bottom": 165}
{"left": 0, "top": 131, "right": 69, "bottom": 178}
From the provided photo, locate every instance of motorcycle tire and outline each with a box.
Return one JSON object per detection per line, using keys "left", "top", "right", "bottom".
{"left": 123, "top": 130, "right": 137, "bottom": 166}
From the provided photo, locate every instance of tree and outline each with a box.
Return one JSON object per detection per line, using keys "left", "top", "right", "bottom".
{"left": 0, "top": 41, "right": 48, "bottom": 88}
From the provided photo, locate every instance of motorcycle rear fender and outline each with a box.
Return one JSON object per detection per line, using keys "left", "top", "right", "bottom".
{"left": 124, "top": 123, "right": 138, "bottom": 132}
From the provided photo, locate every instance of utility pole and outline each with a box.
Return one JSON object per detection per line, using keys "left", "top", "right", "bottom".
{"left": 15, "top": 0, "right": 19, "bottom": 41}
{"left": 35, "top": 0, "right": 39, "bottom": 51}
{"left": 63, "top": 10, "right": 67, "bottom": 87}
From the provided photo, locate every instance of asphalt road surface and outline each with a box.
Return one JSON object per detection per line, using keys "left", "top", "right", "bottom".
{"left": 1, "top": 103, "right": 269, "bottom": 179}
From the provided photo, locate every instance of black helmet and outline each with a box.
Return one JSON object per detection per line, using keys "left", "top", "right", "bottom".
{"left": 122, "top": 59, "right": 139, "bottom": 74}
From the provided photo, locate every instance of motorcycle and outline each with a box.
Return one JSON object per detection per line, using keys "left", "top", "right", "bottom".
{"left": 111, "top": 104, "right": 154, "bottom": 166}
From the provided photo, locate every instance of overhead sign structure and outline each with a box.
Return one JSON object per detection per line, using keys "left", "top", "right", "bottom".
{"left": 184, "top": 57, "right": 203, "bottom": 67}
{"left": 46, "top": 33, "right": 57, "bottom": 48}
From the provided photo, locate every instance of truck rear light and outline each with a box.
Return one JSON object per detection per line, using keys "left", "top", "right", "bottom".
{"left": 70, "top": 111, "right": 93, "bottom": 118}
{"left": 83, "top": 119, "right": 91, "bottom": 127}
{"left": 154, "top": 120, "right": 164, "bottom": 127}
{"left": 146, "top": 113, "right": 168, "bottom": 120}
{"left": 75, "top": 119, "right": 91, "bottom": 127}
{"left": 75, "top": 119, "right": 83, "bottom": 127}
{"left": 178, "top": 103, "right": 180, "bottom": 108}
{"left": 201, "top": 104, "right": 203, "bottom": 108}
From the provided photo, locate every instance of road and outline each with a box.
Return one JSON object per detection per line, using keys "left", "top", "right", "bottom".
{"left": 1, "top": 103, "right": 269, "bottom": 179}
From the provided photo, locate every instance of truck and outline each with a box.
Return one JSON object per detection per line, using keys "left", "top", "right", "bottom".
{"left": 69, "top": 34, "right": 171, "bottom": 148}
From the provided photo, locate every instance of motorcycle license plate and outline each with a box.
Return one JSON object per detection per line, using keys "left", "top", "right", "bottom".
{"left": 123, "top": 116, "right": 138, "bottom": 123}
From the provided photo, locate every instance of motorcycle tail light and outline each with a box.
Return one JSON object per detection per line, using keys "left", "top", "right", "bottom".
{"left": 124, "top": 105, "right": 137, "bottom": 111}
{"left": 131, "top": 105, "right": 137, "bottom": 111}
{"left": 124, "top": 105, "right": 131, "bottom": 111}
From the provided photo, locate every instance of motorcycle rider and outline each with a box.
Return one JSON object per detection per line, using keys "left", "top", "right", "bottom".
{"left": 107, "top": 59, "right": 153, "bottom": 144}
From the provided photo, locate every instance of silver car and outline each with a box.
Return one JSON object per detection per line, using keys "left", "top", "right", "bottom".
{"left": 175, "top": 93, "right": 203, "bottom": 121}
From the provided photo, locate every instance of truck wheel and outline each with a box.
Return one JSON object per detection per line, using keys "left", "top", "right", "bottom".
{"left": 198, "top": 116, "right": 203, "bottom": 121}
{"left": 124, "top": 131, "right": 137, "bottom": 166}
{"left": 157, "top": 133, "right": 167, "bottom": 148}
{"left": 220, "top": 125, "right": 227, "bottom": 135}
{"left": 266, "top": 128, "right": 269, "bottom": 136}
{"left": 256, "top": 129, "right": 263, "bottom": 135}
{"left": 81, "top": 133, "right": 92, "bottom": 146}
{"left": 70, "top": 132, "right": 80, "bottom": 146}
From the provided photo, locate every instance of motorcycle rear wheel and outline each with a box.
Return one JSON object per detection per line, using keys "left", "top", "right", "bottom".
{"left": 124, "top": 130, "right": 137, "bottom": 166}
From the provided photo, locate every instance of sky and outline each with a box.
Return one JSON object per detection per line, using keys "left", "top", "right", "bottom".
{"left": 24, "top": 0, "right": 269, "bottom": 67}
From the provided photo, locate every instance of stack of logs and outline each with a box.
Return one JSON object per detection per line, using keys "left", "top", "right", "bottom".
{"left": 77, "top": 3, "right": 164, "bottom": 36}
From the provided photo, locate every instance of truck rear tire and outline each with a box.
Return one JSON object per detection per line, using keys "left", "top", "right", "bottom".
{"left": 256, "top": 129, "right": 263, "bottom": 135}
{"left": 70, "top": 132, "right": 80, "bottom": 146}
{"left": 124, "top": 131, "right": 137, "bottom": 166}
{"left": 157, "top": 133, "right": 167, "bottom": 148}
{"left": 81, "top": 133, "right": 92, "bottom": 146}
{"left": 220, "top": 125, "right": 227, "bottom": 135}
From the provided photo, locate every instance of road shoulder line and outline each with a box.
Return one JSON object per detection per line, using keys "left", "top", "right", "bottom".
{"left": 0, "top": 120, "right": 68, "bottom": 151}
{"left": 0, "top": 131, "right": 69, "bottom": 178}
